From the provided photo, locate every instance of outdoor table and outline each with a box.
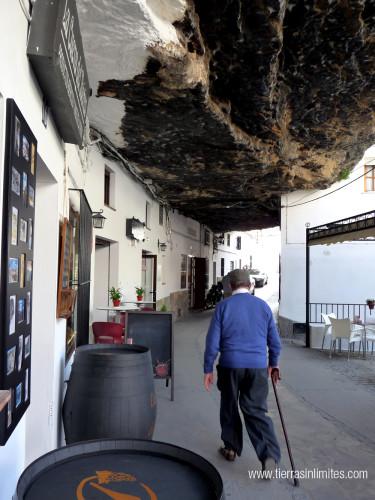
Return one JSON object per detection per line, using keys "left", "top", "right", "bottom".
{"left": 96, "top": 303, "right": 157, "bottom": 322}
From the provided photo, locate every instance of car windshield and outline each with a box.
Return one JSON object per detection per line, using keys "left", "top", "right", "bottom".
{"left": 249, "top": 269, "right": 260, "bottom": 275}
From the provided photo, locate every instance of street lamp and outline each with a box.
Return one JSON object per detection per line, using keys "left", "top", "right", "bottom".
{"left": 92, "top": 210, "right": 106, "bottom": 229}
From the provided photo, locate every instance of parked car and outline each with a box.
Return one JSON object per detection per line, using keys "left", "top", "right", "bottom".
{"left": 249, "top": 269, "right": 268, "bottom": 287}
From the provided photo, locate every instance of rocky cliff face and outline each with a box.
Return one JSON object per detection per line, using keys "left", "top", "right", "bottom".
{"left": 96, "top": 0, "right": 375, "bottom": 231}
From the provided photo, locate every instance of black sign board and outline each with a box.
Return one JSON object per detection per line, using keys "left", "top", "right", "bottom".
{"left": 0, "top": 100, "right": 37, "bottom": 445}
{"left": 125, "top": 312, "right": 174, "bottom": 401}
{"left": 27, "top": 0, "right": 90, "bottom": 146}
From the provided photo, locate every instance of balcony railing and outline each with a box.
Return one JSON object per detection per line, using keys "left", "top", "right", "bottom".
{"left": 309, "top": 303, "right": 369, "bottom": 324}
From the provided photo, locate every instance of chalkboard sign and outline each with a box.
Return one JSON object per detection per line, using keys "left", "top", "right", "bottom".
{"left": 125, "top": 312, "right": 174, "bottom": 401}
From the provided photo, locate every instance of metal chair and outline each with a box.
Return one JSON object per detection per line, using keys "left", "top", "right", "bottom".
{"left": 329, "top": 317, "right": 363, "bottom": 359}
{"left": 321, "top": 313, "right": 336, "bottom": 350}
{"left": 92, "top": 322, "right": 124, "bottom": 344}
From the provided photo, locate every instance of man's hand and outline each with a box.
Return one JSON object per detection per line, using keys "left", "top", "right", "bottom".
{"left": 268, "top": 367, "right": 281, "bottom": 385}
{"left": 204, "top": 372, "right": 214, "bottom": 391}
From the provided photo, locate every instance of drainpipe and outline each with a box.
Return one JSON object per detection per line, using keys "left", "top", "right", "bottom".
{"left": 305, "top": 223, "right": 310, "bottom": 348}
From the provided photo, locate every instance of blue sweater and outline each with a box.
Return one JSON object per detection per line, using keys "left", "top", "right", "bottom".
{"left": 204, "top": 292, "right": 281, "bottom": 373}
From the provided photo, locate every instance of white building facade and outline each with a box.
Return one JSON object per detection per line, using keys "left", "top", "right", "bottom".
{"left": 279, "top": 145, "right": 375, "bottom": 336}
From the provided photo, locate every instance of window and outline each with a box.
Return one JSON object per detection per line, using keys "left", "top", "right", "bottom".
{"left": 159, "top": 204, "right": 164, "bottom": 226}
{"left": 221, "top": 258, "right": 225, "bottom": 276}
{"left": 364, "top": 165, "right": 375, "bottom": 192}
{"left": 204, "top": 229, "right": 210, "bottom": 246}
{"left": 230, "top": 261, "right": 234, "bottom": 271}
{"left": 104, "top": 166, "right": 115, "bottom": 208}
{"left": 236, "top": 236, "right": 241, "bottom": 250}
{"left": 250, "top": 255, "right": 253, "bottom": 268}
{"left": 227, "top": 234, "right": 231, "bottom": 246}
{"left": 145, "top": 201, "right": 151, "bottom": 229}
{"left": 104, "top": 169, "right": 110, "bottom": 206}
{"left": 181, "top": 254, "right": 187, "bottom": 289}
{"left": 239, "top": 259, "right": 242, "bottom": 269}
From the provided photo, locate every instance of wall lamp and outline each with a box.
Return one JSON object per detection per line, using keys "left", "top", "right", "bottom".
{"left": 92, "top": 209, "right": 106, "bottom": 229}
{"left": 158, "top": 239, "right": 168, "bottom": 252}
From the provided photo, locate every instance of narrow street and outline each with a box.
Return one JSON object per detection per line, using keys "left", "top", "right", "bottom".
{"left": 153, "top": 290, "right": 375, "bottom": 499}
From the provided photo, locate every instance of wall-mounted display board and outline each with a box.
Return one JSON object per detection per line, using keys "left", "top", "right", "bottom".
{"left": 125, "top": 312, "right": 174, "bottom": 401}
{"left": 0, "top": 99, "right": 37, "bottom": 445}
{"left": 57, "top": 218, "right": 76, "bottom": 320}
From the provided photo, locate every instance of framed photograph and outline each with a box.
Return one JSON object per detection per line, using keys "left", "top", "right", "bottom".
{"left": 9, "top": 295, "right": 16, "bottom": 335}
{"left": 22, "top": 172, "right": 28, "bottom": 205}
{"left": 28, "top": 185, "right": 34, "bottom": 208}
{"left": 14, "top": 117, "right": 20, "bottom": 156}
{"left": 11, "top": 207, "right": 18, "bottom": 245}
{"left": 11, "top": 166, "right": 20, "bottom": 196}
{"left": 28, "top": 218, "right": 33, "bottom": 250}
{"left": 24, "top": 369, "right": 29, "bottom": 402}
{"left": 19, "top": 254, "right": 25, "bottom": 288}
{"left": 17, "top": 299, "right": 25, "bottom": 323}
{"left": 26, "top": 292, "right": 31, "bottom": 325}
{"left": 17, "top": 335, "right": 23, "bottom": 372}
{"left": 24, "top": 335, "right": 31, "bottom": 358}
{"left": 26, "top": 260, "right": 33, "bottom": 282}
{"left": 8, "top": 257, "right": 19, "bottom": 283}
{"left": 22, "top": 135, "right": 29, "bottom": 162}
{"left": 15, "top": 383, "right": 22, "bottom": 408}
{"left": 31, "top": 143, "right": 36, "bottom": 175}
{"left": 19, "top": 219, "right": 27, "bottom": 242}
{"left": 7, "top": 396, "right": 12, "bottom": 428}
{"left": 6, "top": 346, "right": 16, "bottom": 376}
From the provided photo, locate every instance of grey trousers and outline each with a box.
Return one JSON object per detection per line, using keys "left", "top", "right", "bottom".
{"left": 217, "top": 366, "right": 281, "bottom": 462}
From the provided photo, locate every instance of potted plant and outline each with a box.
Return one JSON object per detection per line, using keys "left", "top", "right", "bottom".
{"left": 109, "top": 287, "right": 122, "bottom": 307}
{"left": 135, "top": 287, "right": 145, "bottom": 302}
{"left": 367, "top": 298, "right": 375, "bottom": 314}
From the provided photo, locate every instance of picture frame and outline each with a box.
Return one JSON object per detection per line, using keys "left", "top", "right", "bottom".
{"left": 56, "top": 218, "right": 76, "bottom": 319}
{"left": 0, "top": 99, "right": 36, "bottom": 444}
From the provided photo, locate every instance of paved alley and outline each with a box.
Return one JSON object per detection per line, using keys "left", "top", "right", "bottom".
{"left": 153, "top": 310, "right": 375, "bottom": 500}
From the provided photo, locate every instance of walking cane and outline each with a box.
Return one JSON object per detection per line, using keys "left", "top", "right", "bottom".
{"left": 271, "top": 377, "right": 300, "bottom": 487}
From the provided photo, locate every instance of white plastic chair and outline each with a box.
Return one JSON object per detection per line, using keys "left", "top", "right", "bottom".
{"left": 364, "top": 326, "right": 375, "bottom": 355}
{"left": 329, "top": 317, "right": 363, "bottom": 359}
{"left": 321, "top": 313, "right": 336, "bottom": 351}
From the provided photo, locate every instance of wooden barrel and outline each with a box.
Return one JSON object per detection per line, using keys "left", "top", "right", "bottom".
{"left": 15, "top": 439, "right": 224, "bottom": 499}
{"left": 62, "top": 344, "right": 156, "bottom": 444}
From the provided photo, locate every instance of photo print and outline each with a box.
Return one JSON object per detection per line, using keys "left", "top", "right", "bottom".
{"left": 7, "top": 393, "right": 12, "bottom": 428}
{"left": 26, "top": 260, "right": 33, "bottom": 282}
{"left": 8, "top": 257, "right": 19, "bottom": 283}
{"left": 28, "top": 218, "right": 33, "bottom": 250}
{"left": 24, "top": 334, "right": 31, "bottom": 358}
{"left": 17, "top": 335, "right": 24, "bottom": 372}
{"left": 28, "top": 185, "right": 34, "bottom": 207}
{"left": 11, "top": 166, "right": 21, "bottom": 196}
{"left": 22, "top": 172, "right": 28, "bottom": 205}
{"left": 9, "top": 295, "right": 16, "bottom": 335}
{"left": 20, "top": 218, "right": 27, "bottom": 242}
{"left": 26, "top": 292, "right": 31, "bottom": 325}
{"left": 31, "top": 143, "right": 36, "bottom": 175}
{"left": 6, "top": 346, "right": 16, "bottom": 375}
{"left": 22, "top": 135, "right": 29, "bottom": 162}
{"left": 14, "top": 116, "right": 20, "bottom": 156}
{"left": 17, "top": 298, "right": 25, "bottom": 323}
{"left": 24, "top": 369, "right": 29, "bottom": 402}
{"left": 15, "top": 382, "right": 22, "bottom": 408}
{"left": 19, "top": 254, "right": 25, "bottom": 288}
{"left": 11, "top": 206, "right": 18, "bottom": 245}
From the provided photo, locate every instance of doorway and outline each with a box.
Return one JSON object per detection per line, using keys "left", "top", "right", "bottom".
{"left": 142, "top": 252, "right": 157, "bottom": 308}
{"left": 94, "top": 237, "right": 118, "bottom": 322}
{"left": 192, "top": 257, "right": 208, "bottom": 309}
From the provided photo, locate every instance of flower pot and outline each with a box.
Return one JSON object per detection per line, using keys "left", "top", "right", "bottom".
{"left": 113, "top": 299, "right": 121, "bottom": 307}
{"left": 137, "top": 296, "right": 143, "bottom": 302}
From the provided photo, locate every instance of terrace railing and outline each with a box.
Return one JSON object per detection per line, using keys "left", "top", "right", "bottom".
{"left": 309, "top": 303, "right": 369, "bottom": 324}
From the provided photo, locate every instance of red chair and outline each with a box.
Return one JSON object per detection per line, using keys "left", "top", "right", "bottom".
{"left": 92, "top": 322, "right": 124, "bottom": 344}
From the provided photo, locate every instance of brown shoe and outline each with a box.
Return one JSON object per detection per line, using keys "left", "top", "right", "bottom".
{"left": 219, "top": 447, "right": 236, "bottom": 461}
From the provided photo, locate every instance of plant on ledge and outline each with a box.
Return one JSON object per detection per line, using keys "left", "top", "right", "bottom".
{"left": 135, "top": 287, "right": 145, "bottom": 302}
{"left": 366, "top": 298, "right": 375, "bottom": 313}
{"left": 109, "top": 287, "right": 122, "bottom": 307}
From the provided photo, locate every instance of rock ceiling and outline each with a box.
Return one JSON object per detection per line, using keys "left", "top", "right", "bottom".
{"left": 78, "top": 0, "right": 375, "bottom": 232}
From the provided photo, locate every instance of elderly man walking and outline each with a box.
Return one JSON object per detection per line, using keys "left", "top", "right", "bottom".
{"left": 204, "top": 269, "right": 281, "bottom": 471}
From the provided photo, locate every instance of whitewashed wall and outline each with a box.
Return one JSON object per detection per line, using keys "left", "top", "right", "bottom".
{"left": 0, "top": 1, "right": 74, "bottom": 497}
{"left": 280, "top": 145, "right": 375, "bottom": 326}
